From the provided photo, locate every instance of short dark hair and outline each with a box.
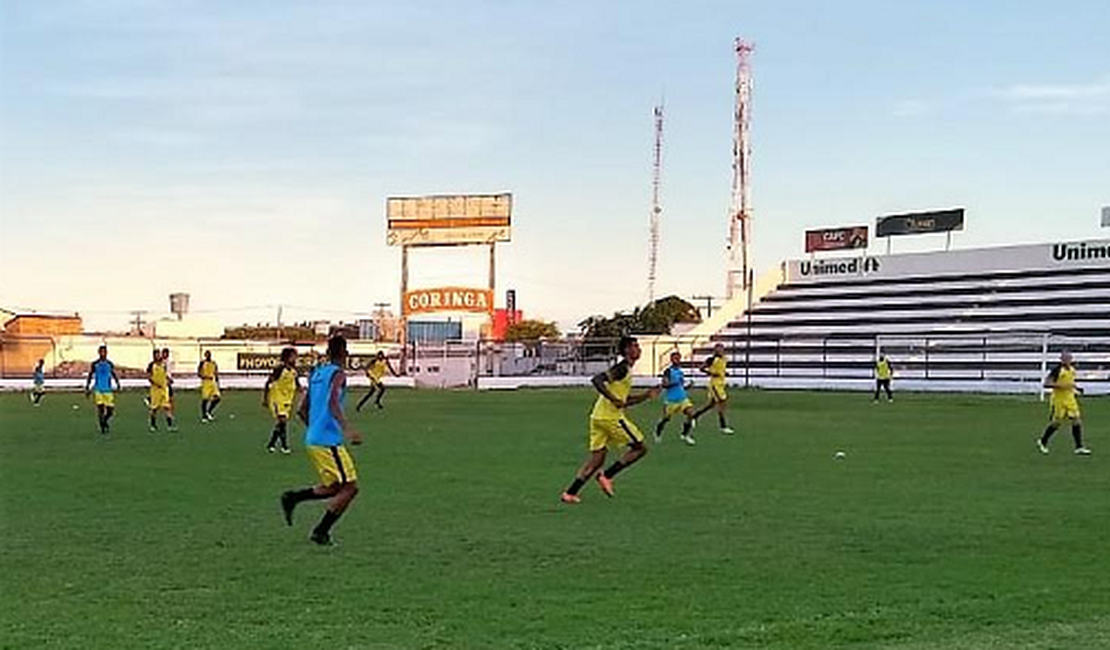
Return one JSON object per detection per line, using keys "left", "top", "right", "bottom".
{"left": 327, "top": 336, "right": 347, "bottom": 361}
{"left": 281, "top": 347, "right": 297, "bottom": 363}
{"left": 618, "top": 335, "right": 637, "bottom": 356}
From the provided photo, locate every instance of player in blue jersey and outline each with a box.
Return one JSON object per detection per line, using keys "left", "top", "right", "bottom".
{"left": 279, "top": 336, "right": 363, "bottom": 546}
{"left": 31, "top": 359, "right": 46, "bottom": 406}
{"left": 84, "top": 345, "right": 121, "bottom": 435}
{"left": 654, "top": 350, "right": 697, "bottom": 446}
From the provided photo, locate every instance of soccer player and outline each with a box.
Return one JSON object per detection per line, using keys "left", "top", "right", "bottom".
{"left": 1037, "top": 351, "right": 1091, "bottom": 455}
{"left": 162, "top": 347, "right": 175, "bottom": 403}
{"left": 654, "top": 350, "right": 697, "bottom": 446}
{"left": 263, "top": 347, "right": 300, "bottom": 454}
{"left": 147, "top": 349, "right": 176, "bottom": 432}
{"left": 280, "top": 336, "right": 363, "bottom": 545}
{"left": 692, "top": 343, "right": 735, "bottom": 434}
{"left": 84, "top": 345, "right": 121, "bottom": 435}
{"left": 197, "top": 350, "right": 222, "bottom": 422}
{"left": 874, "top": 354, "right": 894, "bottom": 402}
{"left": 560, "top": 335, "right": 661, "bottom": 504}
{"left": 356, "top": 351, "right": 398, "bottom": 412}
{"left": 30, "top": 359, "right": 46, "bottom": 406}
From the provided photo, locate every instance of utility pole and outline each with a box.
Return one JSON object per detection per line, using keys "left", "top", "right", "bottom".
{"left": 648, "top": 101, "right": 664, "bottom": 302}
{"left": 726, "top": 38, "right": 755, "bottom": 300}
{"left": 373, "top": 302, "right": 390, "bottom": 342}
{"left": 692, "top": 295, "right": 717, "bottom": 320}
{"left": 130, "top": 310, "right": 148, "bottom": 336}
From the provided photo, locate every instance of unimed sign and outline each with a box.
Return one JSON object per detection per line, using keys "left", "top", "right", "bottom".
{"left": 403, "top": 287, "right": 494, "bottom": 316}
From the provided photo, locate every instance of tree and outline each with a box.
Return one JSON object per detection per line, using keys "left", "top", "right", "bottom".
{"left": 579, "top": 295, "right": 701, "bottom": 339}
{"left": 504, "top": 319, "right": 560, "bottom": 342}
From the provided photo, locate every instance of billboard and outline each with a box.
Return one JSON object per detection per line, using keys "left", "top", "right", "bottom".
{"left": 236, "top": 352, "right": 382, "bottom": 373}
{"left": 387, "top": 193, "right": 512, "bottom": 246}
{"left": 785, "top": 239, "right": 1110, "bottom": 284}
{"left": 804, "top": 226, "right": 869, "bottom": 253}
{"left": 403, "top": 287, "right": 495, "bottom": 316}
{"left": 876, "top": 208, "right": 964, "bottom": 238}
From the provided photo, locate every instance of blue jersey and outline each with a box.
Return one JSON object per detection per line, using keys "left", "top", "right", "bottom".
{"left": 33, "top": 367, "right": 45, "bottom": 385}
{"left": 304, "top": 363, "right": 345, "bottom": 447}
{"left": 662, "top": 366, "right": 688, "bottom": 403}
{"left": 91, "top": 359, "right": 114, "bottom": 393}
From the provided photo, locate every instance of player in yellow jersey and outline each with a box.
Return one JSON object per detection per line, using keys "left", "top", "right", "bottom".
{"left": 147, "top": 349, "right": 176, "bottom": 432}
{"left": 692, "top": 343, "right": 735, "bottom": 434}
{"left": 873, "top": 354, "right": 894, "bottom": 402}
{"left": 1037, "top": 351, "right": 1091, "bottom": 455}
{"left": 356, "top": 350, "right": 398, "bottom": 412}
{"left": 263, "top": 347, "right": 300, "bottom": 454}
{"left": 560, "top": 336, "right": 661, "bottom": 504}
{"left": 197, "top": 350, "right": 222, "bottom": 422}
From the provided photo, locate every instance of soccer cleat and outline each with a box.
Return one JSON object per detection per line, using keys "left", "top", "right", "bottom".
{"left": 309, "top": 531, "right": 332, "bottom": 546}
{"left": 560, "top": 492, "right": 581, "bottom": 504}
{"left": 200, "top": 418, "right": 209, "bottom": 424}
{"left": 721, "top": 427, "right": 736, "bottom": 435}
{"left": 1037, "top": 439, "right": 1049, "bottom": 454}
{"left": 653, "top": 429, "right": 664, "bottom": 443}
{"left": 168, "top": 426, "right": 178, "bottom": 433}
{"left": 681, "top": 434, "right": 697, "bottom": 446}
{"left": 281, "top": 447, "right": 292, "bottom": 455}
{"left": 280, "top": 491, "right": 297, "bottom": 526}
{"left": 1075, "top": 447, "right": 1092, "bottom": 455}
{"left": 149, "top": 426, "right": 158, "bottom": 433}
{"left": 596, "top": 474, "right": 615, "bottom": 497}
{"left": 267, "top": 446, "right": 276, "bottom": 454}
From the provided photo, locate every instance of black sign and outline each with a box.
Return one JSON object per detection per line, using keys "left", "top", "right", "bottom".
{"left": 876, "top": 208, "right": 964, "bottom": 238}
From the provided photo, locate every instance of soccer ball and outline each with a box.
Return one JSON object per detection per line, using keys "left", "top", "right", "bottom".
{"left": 834, "top": 451, "right": 846, "bottom": 460}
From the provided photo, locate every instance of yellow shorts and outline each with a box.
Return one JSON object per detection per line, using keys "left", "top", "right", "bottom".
{"left": 588, "top": 417, "right": 645, "bottom": 451}
{"left": 270, "top": 401, "right": 293, "bottom": 420}
{"left": 93, "top": 391, "right": 115, "bottom": 407}
{"left": 709, "top": 380, "right": 728, "bottom": 402}
{"left": 201, "top": 381, "right": 220, "bottom": 400}
{"left": 664, "top": 398, "right": 694, "bottom": 418}
{"left": 367, "top": 376, "right": 383, "bottom": 388}
{"left": 149, "top": 387, "right": 171, "bottom": 410}
{"left": 1050, "top": 398, "right": 1081, "bottom": 423}
{"left": 306, "top": 445, "right": 358, "bottom": 486}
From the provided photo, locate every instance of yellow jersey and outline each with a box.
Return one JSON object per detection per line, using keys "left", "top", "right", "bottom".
{"left": 1048, "top": 364, "right": 1077, "bottom": 402}
{"left": 590, "top": 361, "right": 632, "bottom": 420}
{"left": 149, "top": 362, "right": 168, "bottom": 388}
{"left": 876, "top": 359, "right": 892, "bottom": 380}
{"left": 368, "top": 359, "right": 389, "bottom": 381}
{"left": 199, "top": 360, "right": 218, "bottom": 381}
{"left": 706, "top": 354, "right": 727, "bottom": 380}
{"left": 269, "top": 366, "right": 298, "bottom": 405}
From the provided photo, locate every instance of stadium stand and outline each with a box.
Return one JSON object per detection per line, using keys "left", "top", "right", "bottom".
{"left": 696, "top": 239, "right": 1110, "bottom": 393}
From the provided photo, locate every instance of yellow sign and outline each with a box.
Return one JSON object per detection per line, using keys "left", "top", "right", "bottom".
{"left": 403, "top": 287, "right": 494, "bottom": 316}
{"left": 387, "top": 194, "right": 512, "bottom": 246}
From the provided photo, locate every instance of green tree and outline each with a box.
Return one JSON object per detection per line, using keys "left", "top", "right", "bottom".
{"left": 579, "top": 295, "right": 701, "bottom": 339}
{"left": 504, "top": 319, "right": 560, "bottom": 342}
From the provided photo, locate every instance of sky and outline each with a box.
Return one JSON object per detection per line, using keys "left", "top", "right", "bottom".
{"left": 1, "top": 0, "right": 1108, "bottom": 332}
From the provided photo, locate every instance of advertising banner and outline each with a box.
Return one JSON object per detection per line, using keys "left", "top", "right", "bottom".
{"left": 785, "top": 239, "right": 1110, "bottom": 284}
{"left": 236, "top": 352, "right": 382, "bottom": 373}
{"left": 804, "top": 226, "right": 869, "bottom": 253}
{"left": 876, "top": 208, "right": 964, "bottom": 238}
{"left": 387, "top": 193, "right": 512, "bottom": 246}
{"left": 403, "top": 287, "right": 495, "bottom": 316}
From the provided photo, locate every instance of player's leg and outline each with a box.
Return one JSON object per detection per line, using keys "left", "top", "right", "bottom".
{"left": 595, "top": 419, "right": 648, "bottom": 496}
{"left": 309, "top": 447, "right": 359, "bottom": 544}
{"left": 267, "top": 411, "right": 286, "bottom": 452}
{"left": 280, "top": 483, "right": 339, "bottom": 526}
{"left": 563, "top": 449, "right": 607, "bottom": 502}
{"left": 356, "top": 385, "right": 375, "bottom": 412}
{"left": 873, "top": 380, "right": 881, "bottom": 402}
{"left": 654, "top": 408, "right": 671, "bottom": 441}
{"left": 1069, "top": 405, "right": 1090, "bottom": 453}
{"left": 715, "top": 388, "right": 733, "bottom": 433}
{"left": 104, "top": 405, "right": 115, "bottom": 433}
{"left": 149, "top": 405, "right": 159, "bottom": 431}
{"left": 883, "top": 380, "right": 893, "bottom": 401}
{"left": 208, "top": 395, "right": 221, "bottom": 417}
{"left": 375, "top": 384, "right": 386, "bottom": 409}
{"left": 1039, "top": 406, "right": 1061, "bottom": 453}
{"left": 96, "top": 403, "right": 108, "bottom": 433}
{"left": 681, "top": 405, "right": 697, "bottom": 440}
{"left": 200, "top": 399, "right": 209, "bottom": 421}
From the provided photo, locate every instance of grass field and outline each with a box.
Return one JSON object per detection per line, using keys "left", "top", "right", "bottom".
{"left": 2, "top": 386, "right": 1108, "bottom": 649}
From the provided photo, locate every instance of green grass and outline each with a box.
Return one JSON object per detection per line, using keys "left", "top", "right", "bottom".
{"left": 1, "top": 387, "right": 1108, "bottom": 649}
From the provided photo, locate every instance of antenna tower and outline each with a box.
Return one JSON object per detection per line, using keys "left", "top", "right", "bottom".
{"left": 648, "top": 102, "right": 664, "bottom": 302}
{"left": 727, "top": 38, "right": 754, "bottom": 299}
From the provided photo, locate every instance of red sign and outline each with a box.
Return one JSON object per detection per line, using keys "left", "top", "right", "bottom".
{"left": 805, "top": 226, "right": 869, "bottom": 253}
{"left": 403, "top": 287, "right": 494, "bottom": 316}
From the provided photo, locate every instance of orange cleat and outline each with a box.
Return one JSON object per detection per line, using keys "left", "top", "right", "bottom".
{"left": 596, "top": 474, "right": 615, "bottom": 497}
{"left": 560, "top": 492, "right": 581, "bottom": 504}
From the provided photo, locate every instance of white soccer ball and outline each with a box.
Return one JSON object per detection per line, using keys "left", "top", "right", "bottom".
{"left": 229, "top": 413, "right": 236, "bottom": 419}
{"left": 834, "top": 451, "right": 846, "bottom": 460}
{"left": 72, "top": 404, "right": 79, "bottom": 410}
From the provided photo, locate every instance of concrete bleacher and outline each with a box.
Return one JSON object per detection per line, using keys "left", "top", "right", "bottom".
{"left": 697, "top": 239, "right": 1110, "bottom": 394}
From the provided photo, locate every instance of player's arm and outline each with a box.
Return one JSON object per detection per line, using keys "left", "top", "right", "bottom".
{"left": 387, "top": 359, "right": 398, "bottom": 376}
{"left": 296, "top": 388, "right": 310, "bottom": 425}
{"left": 111, "top": 366, "right": 121, "bottom": 392}
{"left": 1043, "top": 365, "right": 1061, "bottom": 389}
{"left": 659, "top": 369, "right": 674, "bottom": 389}
{"left": 84, "top": 365, "right": 94, "bottom": 395}
{"left": 591, "top": 364, "right": 625, "bottom": 407}
{"left": 213, "top": 363, "right": 220, "bottom": 388}
{"left": 700, "top": 356, "right": 714, "bottom": 375}
{"left": 196, "top": 362, "right": 204, "bottom": 379}
{"left": 625, "top": 385, "right": 662, "bottom": 407}
{"left": 262, "top": 367, "right": 279, "bottom": 406}
{"left": 329, "top": 371, "right": 361, "bottom": 445}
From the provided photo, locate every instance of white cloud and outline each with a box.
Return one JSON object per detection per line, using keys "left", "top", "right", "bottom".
{"left": 993, "top": 75, "right": 1110, "bottom": 115}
